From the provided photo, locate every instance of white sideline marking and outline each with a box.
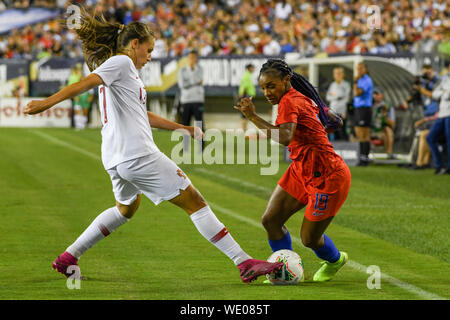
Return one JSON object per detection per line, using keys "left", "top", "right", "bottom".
{"left": 31, "top": 129, "right": 446, "bottom": 300}
{"left": 31, "top": 130, "right": 102, "bottom": 161}
{"left": 194, "top": 167, "right": 273, "bottom": 195}
{"left": 194, "top": 167, "right": 440, "bottom": 209}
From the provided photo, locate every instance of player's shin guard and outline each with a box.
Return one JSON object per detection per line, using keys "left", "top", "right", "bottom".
{"left": 313, "top": 234, "right": 341, "bottom": 263}
{"left": 66, "top": 206, "right": 129, "bottom": 259}
{"left": 190, "top": 206, "right": 251, "bottom": 265}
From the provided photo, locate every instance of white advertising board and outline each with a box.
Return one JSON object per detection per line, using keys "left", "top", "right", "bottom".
{"left": 0, "top": 97, "right": 71, "bottom": 127}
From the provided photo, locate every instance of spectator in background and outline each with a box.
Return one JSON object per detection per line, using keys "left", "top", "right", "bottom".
{"left": 0, "top": 0, "right": 447, "bottom": 59}
{"left": 151, "top": 31, "right": 168, "bottom": 58}
{"left": 325, "top": 37, "right": 340, "bottom": 55}
{"left": 367, "top": 38, "right": 379, "bottom": 54}
{"left": 335, "top": 30, "right": 347, "bottom": 52}
{"left": 51, "top": 39, "right": 63, "bottom": 57}
{"left": 378, "top": 36, "right": 397, "bottom": 54}
{"left": 73, "top": 89, "right": 94, "bottom": 130}
{"left": 413, "top": 28, "right": 439, "bottom": 54}
{"left": 38, "top": 30, "right": 54, "bottom": 52}
{"left": 319, "top": 29, "right": 331, "bottom": 52}
{"left": 408, "top": 119, "right": 433, "bottom": 170}
{"left": 242, "top": 38, "right": 256, "bottom": 55}
{"left": 404, "top": 65, "right": 441, "bottom": 170}
{"left": 437, "top": 27, "right": 450, "bottom": 58}
{"left": 37, "top": 46, "right": 52, "bottom": 59}
{"left": 34, "top": 0, "right": 57, "bottom": 7}
{"left": 67, "top": 63, "right": 83, "bottom": 128}
{"left": 414, "top": 64, "right": 440, "bottom": 118}
{"left": 14, "top": 0, "right": 29, "bottom": 8}
{"left": 274, "top": 0, "right": 292, "bottom": 21}
{"left": 280, "top": 34, "right": 294, "bottom": 54}
{"left": 262, "top": 34, "right": 281, "bottom": 56}
{"left": 199, "top": 34, "right": 213, "bottom": 56}
{"left": 371, "top": 88, "right": 396, "bottom": 159}
{"left": 238, "top": 63, "right": 256, "bottom": 133}
{"left": 353, "top": 62, "right": 374, "bottom": 166}
{"left": 426, "top": 61, "right": 450, "bottom": 174}
{"left": 348, "top": 35, "right": 364, "bottom": 54}
{"left": 326, "top": 66, "right": 351, "bottom": 140}
{"left": 178, "top": 49, "right": 205, "bottom": 132}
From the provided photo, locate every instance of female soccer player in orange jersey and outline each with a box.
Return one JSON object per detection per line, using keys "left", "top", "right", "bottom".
{"left": 235, "top": 59, "right": 351, "bottom": 282}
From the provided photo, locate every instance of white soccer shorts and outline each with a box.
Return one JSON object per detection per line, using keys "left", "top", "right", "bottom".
{"left": 106, "top": 152, "right": 191, "bottom": 205}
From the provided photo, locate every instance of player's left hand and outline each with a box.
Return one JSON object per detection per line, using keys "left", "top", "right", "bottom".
{"left": 234, "top": 96, "right": 256, "bottom": 119}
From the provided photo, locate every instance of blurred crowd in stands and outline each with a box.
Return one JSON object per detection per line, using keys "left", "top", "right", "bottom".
{"left": 0, "top": 0, "right": 61, "bottom": 9}
{"left": 0, "top": 0, "right": 449, "bottom": 60}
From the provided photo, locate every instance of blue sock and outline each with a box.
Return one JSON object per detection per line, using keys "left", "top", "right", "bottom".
{"left": 268, "top": 231, "right": 293, "bottom": 252}
{"left": 313, "top": 234, "right": 340, "bottom": 263}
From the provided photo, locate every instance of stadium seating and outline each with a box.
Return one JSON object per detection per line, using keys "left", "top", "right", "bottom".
{"left": 0, "top": 0, "right": 448, "bottom": 59}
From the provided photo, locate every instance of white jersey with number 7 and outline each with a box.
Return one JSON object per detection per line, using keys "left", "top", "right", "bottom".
{"left": 92, "top": 55, "right": 160, "bottom": 170}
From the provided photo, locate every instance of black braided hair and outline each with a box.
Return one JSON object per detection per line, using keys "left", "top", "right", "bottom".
{"left": 259, "top": 58, "right": 339, "bottom": 129}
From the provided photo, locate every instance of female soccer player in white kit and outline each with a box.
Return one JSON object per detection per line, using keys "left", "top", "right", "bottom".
{"left": 24, "top": 11, "right": 282, "bottom": 283}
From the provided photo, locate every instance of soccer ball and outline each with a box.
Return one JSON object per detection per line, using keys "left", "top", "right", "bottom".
{"left": 266, "top": 249, "right": 304, "bottom": 285}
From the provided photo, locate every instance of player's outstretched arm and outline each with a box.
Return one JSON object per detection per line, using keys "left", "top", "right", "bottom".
{"left": 147, "top": 111, "right": 203, "bottom": 141}
{"left": 24, "top": 74, "right": 104, "bottom": 115}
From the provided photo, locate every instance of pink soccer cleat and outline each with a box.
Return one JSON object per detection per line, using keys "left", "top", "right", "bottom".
{"left": 238, "top": 259, "right": 284, "bottom": 283}
{"left": 52, "top": 251, "right": 81, "bottom": 278}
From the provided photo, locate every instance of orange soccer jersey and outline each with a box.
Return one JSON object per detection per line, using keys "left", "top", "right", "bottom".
{"left": 275, "top": 88, "right": 351, "bottom": 221}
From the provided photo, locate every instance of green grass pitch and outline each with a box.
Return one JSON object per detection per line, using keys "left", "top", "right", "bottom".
{"left": 0, "top": 127, "right": 448, "bottom": 300}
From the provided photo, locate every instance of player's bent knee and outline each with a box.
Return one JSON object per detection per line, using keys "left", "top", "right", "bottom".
{"left": 261, "top": 211, "right": 281, "bottom": 231}
{"left": 184, "top": 185, "right": 207, "bottom": 208}
{"left": 116, "top": 194, "right": 141, "bottom": 219}
{"left": 170, "top": 185, "right": 208, "bottom": 215}
{"left": 261, "top": 213, "right": 272, "bottom": 230}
